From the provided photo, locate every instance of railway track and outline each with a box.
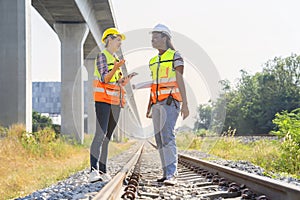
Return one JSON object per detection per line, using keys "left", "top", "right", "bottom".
{"left": 95, "top": 141, "right": 300, "bottom": 200}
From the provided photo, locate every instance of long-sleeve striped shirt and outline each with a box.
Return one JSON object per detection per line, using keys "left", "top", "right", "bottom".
{"left": 95, "top": 53, "right": 108, "bottom": 82}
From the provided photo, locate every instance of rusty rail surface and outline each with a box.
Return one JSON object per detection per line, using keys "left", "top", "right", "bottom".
{"left": 179, "top": 154, "right": 300, "bottom": 200}
{"left": 93, "top": 140, "right": 299, "bottom": 200}
{"left": 93, "top": 142, "right": 144, "bottom": 200}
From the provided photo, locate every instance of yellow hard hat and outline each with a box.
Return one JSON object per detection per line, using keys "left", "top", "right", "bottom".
{"left": 101, "top": 28, "right": 125, "bottom": 44}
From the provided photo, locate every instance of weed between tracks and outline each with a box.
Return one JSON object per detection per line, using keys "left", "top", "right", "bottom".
{"left": 0, "top": 124, "right": 134, "bottom": 200}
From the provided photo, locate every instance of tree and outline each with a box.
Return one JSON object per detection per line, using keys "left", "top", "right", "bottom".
{"left": 194, "top": 103, "right": 212, "bottom": 130}
{"left": 196, "top": 54, "right": 300, "bottom": 135}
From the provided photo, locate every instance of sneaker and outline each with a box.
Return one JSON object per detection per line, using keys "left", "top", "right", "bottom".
{"left": 89, "top": 170, "right": 102, "bottom": 183}
{"left": 164, "top": 176, "right": 177, "bottom": 186}
{"left": 100, "top": 172, "right": 111, "bottom": 182}
{"left": 157, "top": 177, "right": 167, "bottom": 182}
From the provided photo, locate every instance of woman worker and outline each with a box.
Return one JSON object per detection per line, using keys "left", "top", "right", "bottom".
{"left": 146, "top": 24, "right": 189, "bottom": 185}
{"left": 89, "top": 28, "right": 132, "bottom": 183}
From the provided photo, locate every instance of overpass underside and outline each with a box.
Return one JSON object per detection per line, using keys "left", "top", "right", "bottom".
{"left": 0, "top": 0, "right": 141, "bottom": 143}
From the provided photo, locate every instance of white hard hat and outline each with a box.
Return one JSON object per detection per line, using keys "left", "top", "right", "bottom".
{"left": 151, "top": 24, "right": 172, "bottom": 39}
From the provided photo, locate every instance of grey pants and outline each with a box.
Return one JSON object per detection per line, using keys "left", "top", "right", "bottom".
{"left": 152, "top": 99, "right": 180, "bottom": 179}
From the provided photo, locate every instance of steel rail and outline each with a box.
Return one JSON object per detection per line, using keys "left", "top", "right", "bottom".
{"left": 179, "top": 154, "right": 300, "bottom": 200}
{"left": 93, "top": 142, "right": 144, "bottom": 200}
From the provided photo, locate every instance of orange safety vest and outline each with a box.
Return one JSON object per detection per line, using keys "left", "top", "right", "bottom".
{"left": 93, "top": 49, "right": 126, "bottom": 107}
{"left": 149, "top": 48, "right": 182, "bottom": 104}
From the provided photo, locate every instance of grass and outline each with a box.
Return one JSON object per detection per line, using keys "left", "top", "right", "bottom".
{"left": 176, "top": 132, "right": 202, "bottom": 150}
{"left": 0, "top": 124, "right": 134, "bottom": 200}
{"left": 176, "top": 132, "right": 298, "bottom": 179}
{"left": 176, "top": 132, "right": 222, "bottom": 153}
{"left": 208, "top": 137, "right": 281, "bottom": 171}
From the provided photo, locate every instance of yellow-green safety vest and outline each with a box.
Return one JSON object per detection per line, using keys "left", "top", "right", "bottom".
{"left": 149, "top": 48, "right": 182, "bottom": 104}
{"left": 93, "top": 49, "right": 125, "bottom": 107}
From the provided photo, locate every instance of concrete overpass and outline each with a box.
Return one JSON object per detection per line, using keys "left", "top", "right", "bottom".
{"left": 0, "top": 0, "right": 141, "bottom": 143}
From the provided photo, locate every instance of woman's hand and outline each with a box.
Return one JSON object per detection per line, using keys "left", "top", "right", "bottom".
{"left": 119, "top": 76, "right": 130, "bottom": 86}
{"left": 181, "top": 103, "right": 189, "bottom": 120}
{"left": 104, "top": 59, "right": 125, "bottom": 83}
{"left": 114, "top": 59, "right": 125, "bottom": 70}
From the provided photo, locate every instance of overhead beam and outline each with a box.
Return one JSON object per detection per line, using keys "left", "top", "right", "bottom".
{"left": 75, "top": 0, "right": 104, "bottom": 49}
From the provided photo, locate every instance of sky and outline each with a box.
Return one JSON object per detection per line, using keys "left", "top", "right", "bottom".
{"left": 111, "top": 0, "right": 300, "bottom": 82}
{"left": 31, "top": 0, "right": 300, "bottom": 130}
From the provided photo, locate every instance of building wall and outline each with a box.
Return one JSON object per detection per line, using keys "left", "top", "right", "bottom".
{"left": 32, "top": 82, "right": 88, "bottom": 114}
{"left": 32, "top": 82, "right": 61, "bottom": 114}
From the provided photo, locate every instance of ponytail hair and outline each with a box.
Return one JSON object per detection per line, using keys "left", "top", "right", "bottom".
{"left": 161, "top": 33, "right": 175, "bottom": 50}
{"left": 157, "top": 32, "right": 175, "bottom": 50}
{"left": 166, "top": 38, "right": 175, "bottom": 50}
{"left": 104, "top": 34, "right": 117, "bottom": 48}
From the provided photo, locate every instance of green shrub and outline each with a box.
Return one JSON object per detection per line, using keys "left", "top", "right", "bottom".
{"left": 272, "top": 108, "right": 300, "bottom": 175}
{"left": 15, "top": 125, "right": 59, "bottom": 156}
{"left": 32, "top": 111, "right": 52, "bottom": 132}
{"left": 21, "top": 132, "right": 37, "bottom": 146}
{"left": 33, "top": 127, "right": 56, "bottom": 143}
{"left": 32, "top": 111, "right": 60, "bottom": 136}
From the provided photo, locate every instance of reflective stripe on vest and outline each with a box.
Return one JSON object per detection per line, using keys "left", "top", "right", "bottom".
{"left": 152, "top": 77, "right": 177, "bottom": 84}
{"left": 93, "top": 49, "right": 125, "bottom": 107}
{"left": 149, "top": 48, "right": 182, "bottom": 104}
{"left": 93, "top": 80, "right": 126, "bottom": 106}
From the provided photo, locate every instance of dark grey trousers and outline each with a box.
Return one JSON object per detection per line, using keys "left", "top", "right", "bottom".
{"left": 90, "top": 102, "right": 120, "bottom": 173}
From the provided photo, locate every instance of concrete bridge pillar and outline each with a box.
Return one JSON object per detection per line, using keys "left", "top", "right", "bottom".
{"left": 84, "top": 57, "right": 97, "bottom": 135}
{"left": 0, "top": 0, "right": 32, "bottom": 132}
{"left": 54, "top": 23, "right": 89, "bottom": 144}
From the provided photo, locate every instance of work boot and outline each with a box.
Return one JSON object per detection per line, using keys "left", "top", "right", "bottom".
{"left": 164, "top": 176, "right": 177, "bottom": 186}
{"left": 89, "top": 169, "right": 102, "bottom": 183}
{"left": 100, "top": 171, "right": 111, "bottom": 182}
{"left": 157, "top": 177, "right": 167, "bottom": 182}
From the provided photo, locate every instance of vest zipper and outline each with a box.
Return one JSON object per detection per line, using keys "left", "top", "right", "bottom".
{"left": 156, "top": 56, "right": 160, "bottom": 103}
